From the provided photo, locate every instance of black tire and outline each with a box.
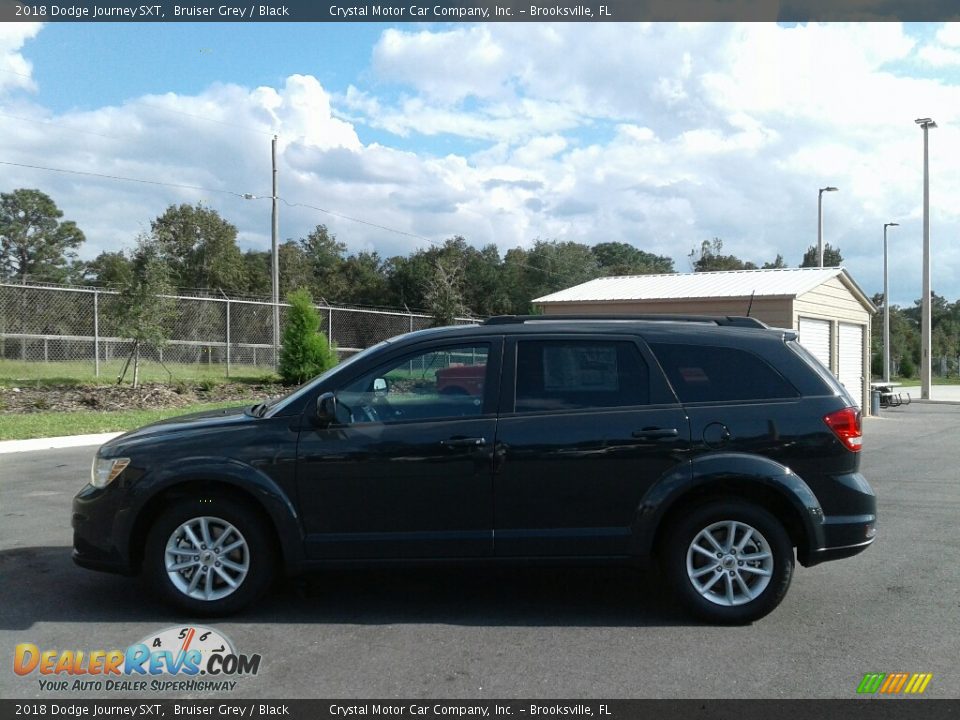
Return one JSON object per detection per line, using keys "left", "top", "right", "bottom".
{"left": 143, "top": 494, "right": 274, "bottom": 616}
{"left": 660, "top": 500, "right": 794, "bottom": 624}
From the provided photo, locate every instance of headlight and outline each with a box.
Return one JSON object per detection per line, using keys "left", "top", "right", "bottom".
{"left": 91, "top": 456, "right": 130, "bottom": 489}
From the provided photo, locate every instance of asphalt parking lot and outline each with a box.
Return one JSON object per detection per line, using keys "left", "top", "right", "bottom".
{"left": 1, "top": 403, "right": 958, "bottom": 700}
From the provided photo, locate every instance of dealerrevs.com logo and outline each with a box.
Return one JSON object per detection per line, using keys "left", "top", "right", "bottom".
{"left": 13, "top": 626, "right": 261, "bottom": 693}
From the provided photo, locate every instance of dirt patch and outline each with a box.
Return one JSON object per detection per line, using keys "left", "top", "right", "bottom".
{"left": 0, "top": 381, "right": 288, "bottom": 414}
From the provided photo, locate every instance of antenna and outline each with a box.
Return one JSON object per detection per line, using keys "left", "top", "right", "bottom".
{"left": 746, "top": 290, "right": 756, "bottom": 317}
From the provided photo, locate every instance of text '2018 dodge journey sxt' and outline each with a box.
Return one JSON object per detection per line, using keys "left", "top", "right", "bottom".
{"left": 73, "top": 315, "right": 876, "bottom": 623}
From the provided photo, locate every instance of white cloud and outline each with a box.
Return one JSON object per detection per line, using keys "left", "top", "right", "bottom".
{"left": 0, "top": 23, "right": 41, "bottom": 94}
{"left": 372, "top": 27, "right": 510, "bottom": 104}
{"left": 935, "top": 23, "right": 960, "bottom": 47}
{"left": 918, "top": 23, "right": 960, "bottom": 67}
{"left": 0, "top": 72, "right": 368, "bottom": 264}
{"left": 3, "top": 22, "right": 960, "bottom": 308}
{"left": 917, "top": 45, "right": 960, "bottom": 67}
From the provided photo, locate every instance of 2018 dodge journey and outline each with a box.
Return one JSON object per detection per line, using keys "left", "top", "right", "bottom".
{"left": 73, "top": 315, "right": 876, "bottom": 623}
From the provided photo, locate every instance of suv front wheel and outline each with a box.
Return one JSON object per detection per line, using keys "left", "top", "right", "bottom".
{"left": 143, "top": 495, "right": 274, "bottom": 616}
{"left": 661, "top": 500, "right": 794, "bottom": 624}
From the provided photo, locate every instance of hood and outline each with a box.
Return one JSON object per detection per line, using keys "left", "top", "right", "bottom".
{"left": 102, "top": 404, "right": 252, "bottom": 452}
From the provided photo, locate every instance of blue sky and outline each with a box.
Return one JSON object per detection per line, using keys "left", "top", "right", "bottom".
{"left": 27, "top": 24, "right": 382, "bottom": 110}
{"left": 2, "top": 21, "right": 960, "bottom": 306}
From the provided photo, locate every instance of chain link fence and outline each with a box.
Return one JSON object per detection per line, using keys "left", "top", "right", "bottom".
{"left": 881, "top": 356, "right": 960, "bottom": 379}
{"left": 0, "top": 282, "right": 476, "bottom": 381}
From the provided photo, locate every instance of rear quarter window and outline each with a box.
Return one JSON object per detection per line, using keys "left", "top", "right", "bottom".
{"left": 650, "top": 342, "right": 800, "bottom": 403}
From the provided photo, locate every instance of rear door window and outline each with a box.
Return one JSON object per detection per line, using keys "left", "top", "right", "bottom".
{"left": 515, "top": 340, "right": 649, "bottom": 412}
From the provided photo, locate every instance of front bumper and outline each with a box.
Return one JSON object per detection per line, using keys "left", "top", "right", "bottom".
{"left": 72, "top": 483, "right": 137, "bottom": 575}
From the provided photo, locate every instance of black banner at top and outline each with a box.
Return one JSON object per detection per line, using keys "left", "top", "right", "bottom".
{"left": 0, "top": 0, "right": 957, "bottom": 22}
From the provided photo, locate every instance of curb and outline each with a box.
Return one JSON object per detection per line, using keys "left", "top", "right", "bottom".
{"left": 0, "top": 432, "right": 123, "bottom": 455}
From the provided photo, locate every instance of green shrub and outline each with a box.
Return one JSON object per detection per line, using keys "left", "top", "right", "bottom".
{"left": 899, "top": 354, "right": 916, "bottom": 379}
{"left": 197, "top": 378, "right": 218, "bottom": 393}
{"left": 279, "top": 289, "right": 338, "bottom": 385}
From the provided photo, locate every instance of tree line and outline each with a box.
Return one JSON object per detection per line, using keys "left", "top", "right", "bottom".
{"left": 3, "top": 187, "right": 959, "bottom": 378}
{"left": 3, "top": 188, "right": 844, "bottom": 318}
{"left": 871, "top": 293, "right": 960, "bottom": 378}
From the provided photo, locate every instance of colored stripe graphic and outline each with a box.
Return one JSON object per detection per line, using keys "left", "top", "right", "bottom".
{"left": 857, "top": 673, "right": 885, "bottom": 693}
{"left": 904, "top": 674, "right": 933, "bottom": 694}
{"left": 880, "top": 672, "right": 909, "bottom": 694}
{"left": 857, "top": 672, "right": 932, "bottom": 695}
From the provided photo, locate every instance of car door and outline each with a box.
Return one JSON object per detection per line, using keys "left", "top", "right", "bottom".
{"left": 493, "top": 335, "right": 691, "bottom": 557}
{"left": 297, "top": 338, "right": 502, "bottom": 560}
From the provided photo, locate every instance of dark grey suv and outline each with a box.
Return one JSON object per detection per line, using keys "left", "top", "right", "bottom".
{"left": 73, "top": 315, "right": 876, "bottom": 623}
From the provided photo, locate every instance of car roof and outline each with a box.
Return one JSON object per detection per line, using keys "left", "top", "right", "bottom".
{"left": 389, "top": 315, "right": 795, "bottom": 348}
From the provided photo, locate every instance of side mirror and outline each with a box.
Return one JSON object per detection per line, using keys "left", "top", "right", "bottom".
{"left": 315, "top": 392, "right": 337, "bottom": 426}
{"left": 372, "top": 377, "right": 387, "bottom": 393}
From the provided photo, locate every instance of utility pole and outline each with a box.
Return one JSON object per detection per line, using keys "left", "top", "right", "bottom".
{"left": 271, "top": 135, "right": 280, "bottom": 368}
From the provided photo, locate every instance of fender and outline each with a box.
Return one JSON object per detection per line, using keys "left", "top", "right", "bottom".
{"left": 116, "top": 456, "right": 306, "bottom": 571}
{"left": 632, "top": 452, "right": 825, "bottom": 559}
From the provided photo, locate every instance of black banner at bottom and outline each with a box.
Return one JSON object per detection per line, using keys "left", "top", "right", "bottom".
{"left": 1, "top": 700, "right": 957, "bottom": 720}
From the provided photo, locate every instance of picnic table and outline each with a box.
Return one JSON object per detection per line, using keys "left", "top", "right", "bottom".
{"left": 870, "top": 382, "right": 911, "bottom": 408}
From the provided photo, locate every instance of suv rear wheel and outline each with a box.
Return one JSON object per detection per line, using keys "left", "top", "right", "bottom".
{"left": 662, "top": 500, "right": 794, "bottom": 624}
{"left": 144, "top": 495, "right": 274, "bottom": 616}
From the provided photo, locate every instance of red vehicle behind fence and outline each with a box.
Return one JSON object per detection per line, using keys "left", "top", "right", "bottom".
{"left": 435, "top": 364, "right": 485, "bottom": 396}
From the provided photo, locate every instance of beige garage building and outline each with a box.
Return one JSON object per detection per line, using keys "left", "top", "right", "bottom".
{"left": 533, "top": 267, "right": 877, "bottom": 413}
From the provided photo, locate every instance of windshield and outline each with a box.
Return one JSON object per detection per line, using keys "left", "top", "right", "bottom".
{"left": 262, "top": 340, "right": 391, "bottom": 417}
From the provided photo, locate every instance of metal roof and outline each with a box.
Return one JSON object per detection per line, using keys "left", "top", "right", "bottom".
{"left": 533, "top": 267, "right": 875, "bottom": 311}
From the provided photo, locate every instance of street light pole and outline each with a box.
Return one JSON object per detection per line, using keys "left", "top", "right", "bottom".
{"left": 915, "top": 118, "right": 936, "bottom": 400}
{"left": 817, "top": 186, "right": 838, "bottom": 268}
{"left": 883, "top": 222, "right": 899, "bottom": 383}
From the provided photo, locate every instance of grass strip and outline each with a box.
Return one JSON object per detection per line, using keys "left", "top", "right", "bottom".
{"left": 0, "top": 401, "right": 247, "bottom": 441}
{"left": 0, "top": 359, "right": 277, "bottom": 387}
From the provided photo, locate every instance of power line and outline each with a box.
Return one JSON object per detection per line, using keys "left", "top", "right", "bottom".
{"left": 0, "top": 68, "right": 275, "bottom": 138}
{"left": 136, "top": 102, "right": 277, "bottom": 137}
{"left": 0, "top": 160, "right": 248, "bottom": 197}
{"left": 1, "top": 159, "right": 568, "bottom": 280}
{"left": 0, "top": 112, "right": 129, "bottom": 141}
{"left": 0, "top": 67, "right": 33, "bottom": 81}
{"left": 1, "top": 159, "right": 437, "bottom": 243}
{"left": 273, "top": 197, "right": 567, "bottom": 280}
{"left": 280, "top": 198, "right": 435, "bottom": 244}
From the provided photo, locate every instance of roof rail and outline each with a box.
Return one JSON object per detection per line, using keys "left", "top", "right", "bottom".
{"left": 483, "top": 314, "right": 768, "bottom": 329}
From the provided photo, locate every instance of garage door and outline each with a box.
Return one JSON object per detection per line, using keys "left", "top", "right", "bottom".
{"left": 798, "top": 317, "right": 831, "bottom": 371}
{"left": 838, "top": 322, "right": 865, "bottom": 409}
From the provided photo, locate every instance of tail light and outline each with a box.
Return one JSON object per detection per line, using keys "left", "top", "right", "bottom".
{"left": 823, "top": 407, "right": 862, "bottom": 452}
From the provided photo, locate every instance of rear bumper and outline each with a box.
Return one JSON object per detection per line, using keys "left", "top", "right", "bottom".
{"left": 805, "top": 536, "right": 875, "bottom": 565}
{"left": 798, "top": 467, "right": 877, "bottom": 567}
{"left": 800, "top": 511, "right": 877, "bottom": 567}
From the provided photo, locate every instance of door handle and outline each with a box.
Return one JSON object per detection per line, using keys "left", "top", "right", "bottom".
{"left": 631, "top": 427, "right": 679, "bottom": 440}
{"left": 440, "top": 437, "right": 487, "bottom": 449}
